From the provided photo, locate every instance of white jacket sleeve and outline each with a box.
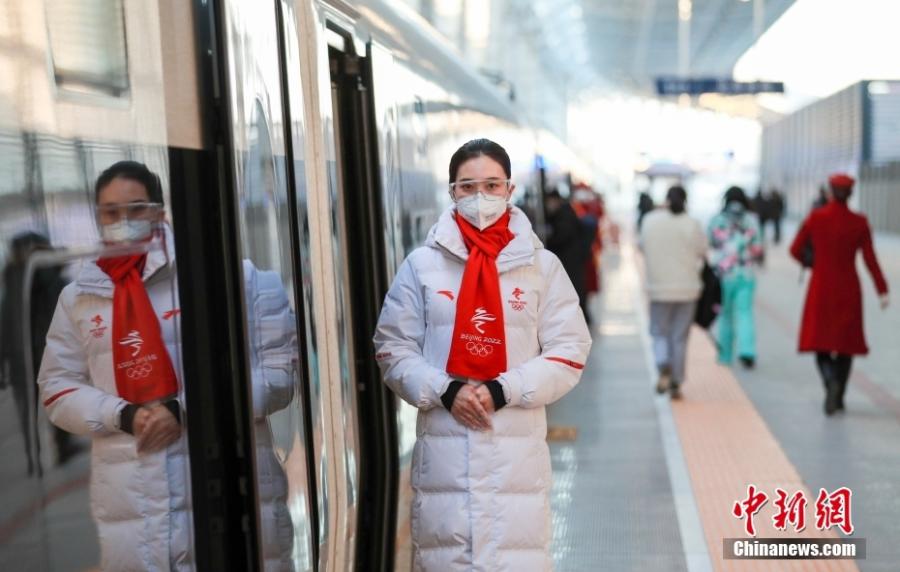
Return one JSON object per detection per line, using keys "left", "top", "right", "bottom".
{"left": 38, "top": 296, "right": 127, "bottom": 435}
{"left": 246, "top": 262, "right": 297, "bottom": 419}
{"left": 497, "top": 253, "right": 592, "bottom": 408}
{"left": 373, "top": 257, "right": 453, "bottom": 410}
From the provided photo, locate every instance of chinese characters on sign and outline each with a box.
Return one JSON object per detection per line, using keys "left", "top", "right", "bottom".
{"left": 732, "top": 485, "right": 854, "bottom": 537}
{"left": 655, "top": 77, "right": 786, "bottom": 96}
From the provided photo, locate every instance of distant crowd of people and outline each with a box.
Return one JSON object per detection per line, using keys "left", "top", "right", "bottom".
{"left": 543, "top": 183, "right": 609, "bottom": 326}
{"left": 638, "top": 175, "right": 889, "bottom": 415}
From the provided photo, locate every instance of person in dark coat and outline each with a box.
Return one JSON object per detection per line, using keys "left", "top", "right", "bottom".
{"left": 1, "top": 232, "right": 77, "bottom": 475}
{"left": 811, "top": 185, "right": 829, "bottom": 211}
{"left": 769, "top": 188, "right": 786, "bottom": 244}
{"left": 789, "top": 173, "right": 889, "bottom": 415}
{"left": 545, "top": 189, "right": 590, "bottom": 323}
{"left": 753, "top": 189, "right": 771, "bottom": 240}
{"left": 637, "top": 191, "right": 655, "bottom": 231}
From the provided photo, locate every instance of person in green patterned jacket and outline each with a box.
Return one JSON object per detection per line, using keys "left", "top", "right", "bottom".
{"left": 707, "top": 186, "right": 764, "bottom": 369}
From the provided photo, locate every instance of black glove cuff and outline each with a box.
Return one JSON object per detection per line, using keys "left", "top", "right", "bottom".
{"left": 120, "top": 399, "right": 181, "bottom": 434}
{"left": 441, "top": 381, "right": 465, "bottom": 411}
{"left": 163, "top": 399, "right": 182, "bottom": 425}
{"left": 484, "top": 380, "right": 507, "bottom": 411}
{"left": 119, "top": 403, "right": 139, "bottom": 435}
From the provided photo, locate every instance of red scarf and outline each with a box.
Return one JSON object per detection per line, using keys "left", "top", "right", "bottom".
{"left": 446, "top": 210, "right": 514, "bottom": 381}
{"left": 96, "top": 255, "right": 178, "bottom": 404}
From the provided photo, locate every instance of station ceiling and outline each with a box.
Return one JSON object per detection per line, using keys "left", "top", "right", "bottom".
{"left": 525, "top": 0, "right": 798, "bottom": 94}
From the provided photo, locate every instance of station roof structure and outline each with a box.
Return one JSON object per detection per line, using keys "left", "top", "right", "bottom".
{"left": 516, "top": 0, "right": 797, "bottom": 94}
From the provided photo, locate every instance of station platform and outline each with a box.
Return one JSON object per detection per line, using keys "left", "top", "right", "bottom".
{"left": 548, "top": 225, "right": 900, "bottom": 571}
{"left": 2, "top": 221, "right": 899, "bottom": 571}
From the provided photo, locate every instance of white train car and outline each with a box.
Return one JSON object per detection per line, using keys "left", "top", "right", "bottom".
{"left": 0, "top": 1, "right": 589, "bottom": 570}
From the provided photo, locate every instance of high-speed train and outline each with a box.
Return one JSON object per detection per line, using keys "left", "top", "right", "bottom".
{"left": 0, "top": 0, "right": 589, "bottom": 570}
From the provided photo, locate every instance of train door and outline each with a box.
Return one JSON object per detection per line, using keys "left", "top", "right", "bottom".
{"left": 326, "top": 24, "right": 398, "bottom": 572}
{"left": 216, "top": 0, "right": 322, "bottom": 569}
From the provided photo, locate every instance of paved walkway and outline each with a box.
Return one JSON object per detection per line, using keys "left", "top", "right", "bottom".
{"left": 549, "top": 222, "right": 900, "bottom": 571}
{"left": 548, "top": 246, "right": 690, "bottom": 571}
{"left": 728, "top": 224, "right": 900, "bottom": 572}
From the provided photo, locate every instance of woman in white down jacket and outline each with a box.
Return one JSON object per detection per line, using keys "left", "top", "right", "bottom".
{"left": 37, "top": 162, "right": 295, "bottom": 571}
{"left": 374, "top": 139, "right": 592, "bottom": 571}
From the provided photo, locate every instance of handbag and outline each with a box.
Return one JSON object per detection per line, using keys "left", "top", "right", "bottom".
{"left": 694, "top": 261, "right": 722, "bottom": 329}
{"left": 800, "top": 237, "right": 814, "bottom": 268}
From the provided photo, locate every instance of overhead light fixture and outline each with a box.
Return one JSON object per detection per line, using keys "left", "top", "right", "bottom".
{"left": 678, "top": 0, "right": 693, "bottom": 21}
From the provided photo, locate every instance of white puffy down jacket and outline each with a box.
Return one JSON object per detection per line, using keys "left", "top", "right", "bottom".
{"left": 37, "top": 234, "right": 296, "bottom": 571}
{"left": 373, "top": 206, "right": 592, "bottom": 571}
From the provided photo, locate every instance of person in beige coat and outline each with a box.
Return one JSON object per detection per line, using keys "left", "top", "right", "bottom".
{"left": 639, "top": 186, "right": 707, "bottom": 398}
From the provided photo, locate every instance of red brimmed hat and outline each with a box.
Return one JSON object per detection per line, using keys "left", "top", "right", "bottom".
{"left": 828, "top": 173, "right": 855, "bottom": 190}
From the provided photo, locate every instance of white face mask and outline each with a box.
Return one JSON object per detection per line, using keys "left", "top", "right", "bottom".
{"left": 455, "top": 192, "right": 509, "bottom": 230}
{"left": 101, "top": 219, "right": 154, "bottom": 243}
{"left": 573, "top": 190, "right": 594, "bottom": 202}
{"left": 726, "top": 201, "right": 745, "bottom": 215}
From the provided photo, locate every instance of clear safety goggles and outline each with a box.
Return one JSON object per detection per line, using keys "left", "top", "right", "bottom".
{"left": 450, "top": 178, "right": 511, "bottom": 198}
{"left": 95, "top": 201, "right": 164, "bottom": 224}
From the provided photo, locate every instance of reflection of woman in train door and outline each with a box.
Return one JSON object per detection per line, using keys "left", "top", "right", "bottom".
{"left": 37, "top": 162, "right": 296, "bottom": 571}
{"left": 374, "top": 139, "right": 592, "bottom": 571}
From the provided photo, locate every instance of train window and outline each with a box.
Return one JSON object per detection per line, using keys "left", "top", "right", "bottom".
{"left": 232, "top": 95, "right": 315, "bottom": 568}
{"left": 225, "top": 0, "right": 323, "bottom": 560}
{"left": 0, "top": 135, "right": 27, "bottom": 197}
{"left": 44, "top": 0, "right": 130, "bottom": 97}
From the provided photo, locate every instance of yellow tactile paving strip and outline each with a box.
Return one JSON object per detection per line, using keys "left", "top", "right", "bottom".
{"left": 673, "top": 329, "right": 859, "bottom": 572}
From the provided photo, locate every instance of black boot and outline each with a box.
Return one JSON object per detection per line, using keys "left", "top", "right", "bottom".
{"left": 824, "top": 378, "right": 840, "bottom": 416}
{"left": 834, "top": 355, "right": 853, "bottom": 411}
{"left": 816, "top": 353, "right": 840, "bottom": 416}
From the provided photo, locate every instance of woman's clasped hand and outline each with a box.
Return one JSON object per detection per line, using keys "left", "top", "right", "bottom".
{"left": 450, "top": 383, "right": 494, "bottom": 431}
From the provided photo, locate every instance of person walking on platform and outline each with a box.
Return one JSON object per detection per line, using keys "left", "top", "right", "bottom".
{"left": 752, "top": 189, "right": 772, "bottom": 243}
{"left": 770, "top": 188, "right": 786, "bottom": 244}
{"left": 811, "top": 184, "right": 829, "bottom": 211}
{"left": 545, "top": 188, "right": 593, "bottom": 324}
{"left": 708, "top": 186, "right": 764, "bottom": 369}
{"left": 572, "top": 183, "right": 604, "bottom": 300}
{"left": 790, "top": 173, "right": 890, "bottom": 415}
{"left": 374, "top": 138, "right": 592, "bottom": 571}
{"left": 639, "top": 186, "right": 707, "bottom": 399}
{"left": 637, "top": 191, "right": 655, "bottom": 231}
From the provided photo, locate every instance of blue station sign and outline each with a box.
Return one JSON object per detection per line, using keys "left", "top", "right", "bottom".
{"left": 655, "top": 77, "right": 785, "bottom": 96}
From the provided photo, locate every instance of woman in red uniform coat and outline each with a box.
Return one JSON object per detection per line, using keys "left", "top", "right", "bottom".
{"left": 790, "top": 173, "right": 890, "bottom": 415}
